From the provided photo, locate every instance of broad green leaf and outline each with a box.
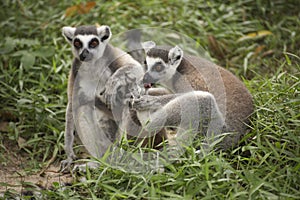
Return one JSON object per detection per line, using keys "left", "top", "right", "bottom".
{"left": 33, "top": 47, "right": 55, "bottom": 58}
{"left": 0, "top": 37, "right": 16, "bottom": 54}
{"left": 18, "top": 38, "right": 39, "bottom": 47}
{"left": 11, "top": 50, "right": 28, "bottom": 57}
{"left": 21, "top": 52, "right": 35, "bottom": 67}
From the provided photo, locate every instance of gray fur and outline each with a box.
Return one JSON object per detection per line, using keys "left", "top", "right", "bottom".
{"left": 135, "top": 42, "right": 254, "bottom": 149}
{"left": 74, "top": 25, "right": 98, "bottom": 36}
{"left": 131, "top": 90, "right": 226, "bottom": 150}
{"left": 99, "top": 62, "right": 172, "bottom": 148}
{"left": 61, "top": 25, "right": 142, "bottom": 170}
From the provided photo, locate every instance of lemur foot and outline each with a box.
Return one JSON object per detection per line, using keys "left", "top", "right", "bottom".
{"left": 60, "top": 153, "right": 76, "bottom": 173}
{"left": 131, "top": 95, "right": 161, "bottom": 110}
{"left": 72, "top": 161, "right": 99, "bottom": 173}
{"left": 60, "top": 158, "right": 74, "bottom": 173}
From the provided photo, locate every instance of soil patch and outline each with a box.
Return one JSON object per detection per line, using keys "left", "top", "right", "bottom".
{"left": 0, "top": 135, "right": 72, "bottom": 197}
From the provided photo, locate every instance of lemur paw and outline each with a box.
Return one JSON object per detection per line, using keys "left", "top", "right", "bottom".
{"left": 131, "top": 95, "right": 161, "bottom": 110}
{"left": 99, "top": 88, "right": 112, "bottom": 109}
{"left": 100, "top": 80, "right": 124, "bottom": 109}
{"left": 60, "top": 157, "right": 74, "bottom": 173}
{"left": 60, "top": 153, "right": 76, "bottom": 173}
{"left": 72, "top": 161, "right": 99, "bottom": 173}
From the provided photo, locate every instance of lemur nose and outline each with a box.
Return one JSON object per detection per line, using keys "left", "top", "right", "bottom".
{"left": 80, "top": 49, "right": 89, "bottom": 61}
{"left": 143, "top": 73, "right": 155, "bottom": 88}
{"left": 143, "top": 73, "right": 150, "bottom": 84}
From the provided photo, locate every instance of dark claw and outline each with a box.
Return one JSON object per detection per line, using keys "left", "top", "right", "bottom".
{"left": 99, "top": 89, "right": 106, "bottom": 96}
{"left": 60, "top": 158, "right": 74, "bottom": 173}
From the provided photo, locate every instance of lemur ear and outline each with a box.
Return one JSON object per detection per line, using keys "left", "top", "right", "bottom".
{"left": 62, "top": 27, "right": 76, "bottom": 44}
{"left": 168, "top": 45, "right": 183, "bottom": 66}
{"left": 97, "top": 25, "right": 111, "bottom": 42}
{"left": 141, "top": 41, "right": 156, "bottom": 53}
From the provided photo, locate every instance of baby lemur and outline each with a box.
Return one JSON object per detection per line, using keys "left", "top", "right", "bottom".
{"left": 128, "top": 41, "right": 254, "bottom": 149}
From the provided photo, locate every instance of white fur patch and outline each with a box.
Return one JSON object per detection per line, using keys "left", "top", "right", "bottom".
{"left": 75, "top": 35, "right": 98, "bottom": 49}
{"left": 146, "top": 57, "right": 165, "bottom": 70}
{"left": 73, "top": 35, "right": 107, "bottom": 61}
{"left": 76, "top": 62, "right": 112, "bottom": 102}
{"left": 145, "top": 56, "right": 177, "bottom": 87}
{"left": 62, "top": 26, "right": 75, "bottom": 43}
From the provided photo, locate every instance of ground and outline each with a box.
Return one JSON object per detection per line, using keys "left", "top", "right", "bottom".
{"left": 0, "top": 128, "right": 72, "bottom": 196}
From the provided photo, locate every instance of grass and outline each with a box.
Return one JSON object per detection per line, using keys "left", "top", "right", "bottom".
{"left": 0, "top": 0, "right": 299, "bottom": 199}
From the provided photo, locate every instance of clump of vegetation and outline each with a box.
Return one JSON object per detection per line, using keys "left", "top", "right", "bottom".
{"left": 0, "top": 0, "right": 299, "bottom": 199}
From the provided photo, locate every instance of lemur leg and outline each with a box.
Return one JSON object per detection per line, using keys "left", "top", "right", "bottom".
{"left": 146, "top": 87, "right": 172, "bottom": 96}
{"left": 132, "top": 91, "right": 226, "bottom": 147}
{"left": 77, "top": 102, "right": 118, "bottom": 155}
{"left": 117, "top": 88, "right": 173, "bottom": 149}
{"left": 61, "top": 102, "right": 76, "bottom": 171}
{"left": 131, "top": 93, "right": 177, "bottom": 111}
{"left": 69, "top": 105, "right": 117, "bottom": 173}
{"left": 61, "top": 100, "right": 117, "bottom": 172}
{"left": 118, "top": 88, "right": 170, "bottom": 138}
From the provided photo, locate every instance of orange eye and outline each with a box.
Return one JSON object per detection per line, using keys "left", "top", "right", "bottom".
{"left": 154, "top": 64, "right": 164, "bottom": 72}
{"left": 89, "top": 39, "right": 99, "bottom": 48}
{"left": 73, "top": 39, "right": 82, "bottom": 49}
{"left": 156, "top": 65, "right": 161, "bottom": 71}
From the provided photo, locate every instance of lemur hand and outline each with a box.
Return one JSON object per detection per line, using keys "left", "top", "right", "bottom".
{"left": 100, "top": 77, "right": 125, "bottom": 109}
{"left": 131, "top": 95, "right": 162, "bottom": 110}
{"left": 100, "top": 71, "right": 145, "bottom": 109}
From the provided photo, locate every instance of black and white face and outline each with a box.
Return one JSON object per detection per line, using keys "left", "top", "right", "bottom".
{"left": 141, "top": 41, "right": 183, "bottom": 88}
{"left": 62, "top": 25, "right": 111, "bottom": 62}
{"left": 143, "top": 57, "right": 169, "bottom": 87}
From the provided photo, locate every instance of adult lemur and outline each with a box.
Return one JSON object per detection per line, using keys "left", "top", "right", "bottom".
{"left": 128, "top": 41, "right": 254, "bottom": 149}
{"left": 61, "top": 25, "right": 147, "bottom": 169}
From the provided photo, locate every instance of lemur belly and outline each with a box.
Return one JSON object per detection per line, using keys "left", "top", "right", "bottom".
{"left": 77, "top": 63, "right": 111, "bottom": 103}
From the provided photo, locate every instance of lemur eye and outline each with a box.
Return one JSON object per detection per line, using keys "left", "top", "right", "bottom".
{"left": 89, "top": 39, "right": 99, "bottom": 48}
{"left": 154, "top": 64, "right": 164, "bottom": 72}
{"left": 73, "top": 39, "right": 82, "bottom": 49}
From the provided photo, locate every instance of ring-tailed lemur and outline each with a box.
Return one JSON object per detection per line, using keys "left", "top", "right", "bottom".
{"left": 61, "top": 25, "right": 145, "bottom": 170}
{"left": 130, "top": 41, "right": 254, "bottom": 149}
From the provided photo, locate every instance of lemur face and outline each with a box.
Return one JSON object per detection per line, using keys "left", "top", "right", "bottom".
{"left": 141, "top": 41, "right": 183, "bottom": 88}
{"left": 62, "top": 25, "right": 111, "bottom": 62}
